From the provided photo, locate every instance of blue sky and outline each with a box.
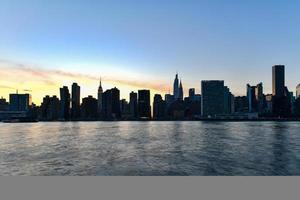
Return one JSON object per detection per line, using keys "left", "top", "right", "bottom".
{"left": 1, "top": 0, "right": 300, "bottom": 103}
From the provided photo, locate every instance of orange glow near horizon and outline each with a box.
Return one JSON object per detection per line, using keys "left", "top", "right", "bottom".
{"left": 0, "top": 60, "right": 171, "bottom": 105}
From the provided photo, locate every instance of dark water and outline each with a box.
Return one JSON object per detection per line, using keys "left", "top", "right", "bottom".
{"left": 0, "top": 121, "right": 300, "bottom": 176}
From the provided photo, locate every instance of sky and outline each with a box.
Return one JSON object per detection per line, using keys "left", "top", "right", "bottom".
{"left": 1, "top": 0, "right": 300, "bottom": 105}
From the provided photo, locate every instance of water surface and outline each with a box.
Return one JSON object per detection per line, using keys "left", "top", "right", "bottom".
{"left": 0, "top": 121, "right": 300, "bottom": 176}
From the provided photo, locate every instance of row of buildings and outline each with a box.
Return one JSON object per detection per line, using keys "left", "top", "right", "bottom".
{"left": 1, "top": 65, "right": 300, "bottom": 121}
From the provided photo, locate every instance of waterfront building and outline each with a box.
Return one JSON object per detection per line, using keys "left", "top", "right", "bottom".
{"left": 247, "top": 83, "right": 264, "bottom": 113}
{"left": 59, "top": 86, "right": 70, "bottom": 120}
{"left": 0, "top": 97, "right": 9, "bottom": 111}
{"left": 129, "top": 92, "right": 138, "bottom": 119}
{"left": 9, "top": 93, "right": 32, "bottom": 111}
{"left": 153, "top": 94, "right": 166, "bottom": 120}
{"left": 138, "top": 90, "right": 151, "bottom": 119}
{"left": 71, "top": 83, "right": 81, "bottom": 120}
{"left": 234, "top": 96, "right": 249, "bottom": 113}
{"left": 201, "top": 80, "right": 225, "bottom": 117}
{"left": 120, "top": 99, "right": 130, "bottom": 119}
{"left": 272, "top": 65, "right": 291, "bottom": 117}
{"left": 81, "top": 96, "right": 98, "bottom": 120}
{"left": 224, "top": 86, "right": 234, "bottom": 114}
{"left": 102, "top": 87, "right": 121, "bottom": 120}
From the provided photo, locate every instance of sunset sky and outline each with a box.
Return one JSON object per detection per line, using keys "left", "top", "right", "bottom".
{"left": 1, "top": 0, "right": 300, "bottom": 105}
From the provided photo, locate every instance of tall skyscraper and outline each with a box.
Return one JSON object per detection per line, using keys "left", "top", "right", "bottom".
{"left": 201, "top": 80, "right": 225, "bottom": 117}
{"left": 178, "top": 80, "right": 183, "bottom": 101}
{"left": 173, "top": 73, "right": 179, "bottom": 99}
{"left": 138, "top": 90, "right": 151, "bottom": 119}
{"left": 296, "top": 84, "right": 300, "bottom": 99}
{"left": 60, "top": 86, "right": 70, "bottom": 120}
{"left": 98, "top": 77, "right": 103, "bottom": 114}
{"left": 153, "top": 94, "right": 166, "bottom": 120}
{"left": 111, "top": 87, "right": 121, "bottom": 119}
{"left": 272, "top": 65, "right": 285, "bottom": 97}
{"left": 247, "top": 83, "right": 264, "bottom": 113}
{"left": 272, "top": 65, "right": 291, "bottom": 117}
{"left": 71, "top": 83, "right": 80, "bottom": 120}
{"left": 9, "top": 93, "right": 32, "bottom": 111}
{"left": 129, "top": 91, "right": 138, "bottom": 118}
{"left": 255, "top": 82, "right": 264, "bottom": 113}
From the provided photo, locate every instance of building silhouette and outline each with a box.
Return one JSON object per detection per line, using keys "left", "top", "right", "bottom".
{"left": 234, "top": 96, "right": 249, "bottom": 113}
{"left": 178, "top": 80, "right": 183, "bottom": 101}
{"left": 224, "top": 86, "right": 234, "bottom": 114}
{"left": 272, "top": 65, "right": 291, "bottom": 117}
{"left": 247, "top": 83, "right": 264, "bottom": 113}
{"left": 71, "top": 83, "right": 81, "bottom": 120}
{"left": 173, "top": 73, "right": 179, "bottom": 100}
{"left": 102, "top": 87, "right": 121, "bottom": 120}
{"left": 40, "top": 95, "right": 60, "bottom": 121}
{"left": 0, "top": 97, "right": 9, "bottom": 111}
{"left": 81, "top": 96, "right": 98, "bottom": 120}
{"left": 120, "top": 99, "right": 130, "bottom": 119}
{"left": 201, "top": 80, "right": 225, "bottom": 117}
{"left": 272, "top": 65, "right": 285, "bottom": 97}
{"left": 59, "top": 86, "right": 70, "bottom": 120}
{"left": 9, "top": 93, "right": 32, "bottom": 111}
{"left": 189, "top": 88, "right": 195, "bottom": 100}
{"left": 138, "top": 90, "right": 151, "bottom": 119}
{"left": 153, "top": 94, "right": 166, "bottom": 120}
{"left": 98, "top": 77, "right": 103, "bottom": 115}
{"left": 129, "top": 91, "right": 138, "bottom": 119}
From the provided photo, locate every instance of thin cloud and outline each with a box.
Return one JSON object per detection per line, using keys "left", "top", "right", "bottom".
{"left": 0, "top": 59, "right": 169, "bottom": 92}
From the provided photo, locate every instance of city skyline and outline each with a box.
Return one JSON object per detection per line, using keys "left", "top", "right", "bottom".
{"left": 0, "top": 62, "right": 300, "bottom": 106}
{"left": 1, "top": 1, "right": 300, "bottom": 104}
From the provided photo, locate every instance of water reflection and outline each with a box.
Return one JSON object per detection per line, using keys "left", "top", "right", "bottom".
{"left": 271, "top": 123, "right": 289, "bottom": 175}
{"left": 0, "top": 122, "right": 300, "bottom": 176}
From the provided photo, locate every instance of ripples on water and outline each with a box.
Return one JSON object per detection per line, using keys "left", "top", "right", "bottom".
{"left": 0, "top": 122, "right": 300, "bottom": 176}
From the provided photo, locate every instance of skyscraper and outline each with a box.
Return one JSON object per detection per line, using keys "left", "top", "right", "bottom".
{"left": 138, "top": 90, "right": 151, "bottom": 119}
{"left": 272, "top": 65, "right": 285, "bottom": 97}
{"left": 272, "top": 65, "right": 291, "bottom": 117}
{"left": 224, "top": 86, "right": 234, "bottom": 114}
{"left": 81, "top": 96, "right": 98, "bottom": 120}
{"left": 178, "top": 80, "right": 183, "bottom": 101}
{"left": 9, "top": 93, "right": 32, "bottom": 111}
{"left": 71, "top": 83, "right": 80, "bottom": 120}
{"left": 153, "top": 94, "right": 166, "bottom": 120}
{"left": 173, "top": 73, "right": 179, "bottom": 99}
{"left": 111, "top": 87, "right": 121, "bottom": 119}
{"left": 98, "top": 77, "right": 103, "bottom": 114}
{"left": 247, "top": 83, "right": 264, "bottom": 113}
{"left": 255, "top": 82, "right": 264, "bottom": 113}
{"left": 102, "top": 87, "right": 121, "bottom": 120}
{"left": 129, "top": 91, "right": 138, "bottom": 119}
{"left": 60, "top": 86, "right": 70, "bottom": 120}
{"left": 201, "top": 80, "right": 225, "bottom": 117}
